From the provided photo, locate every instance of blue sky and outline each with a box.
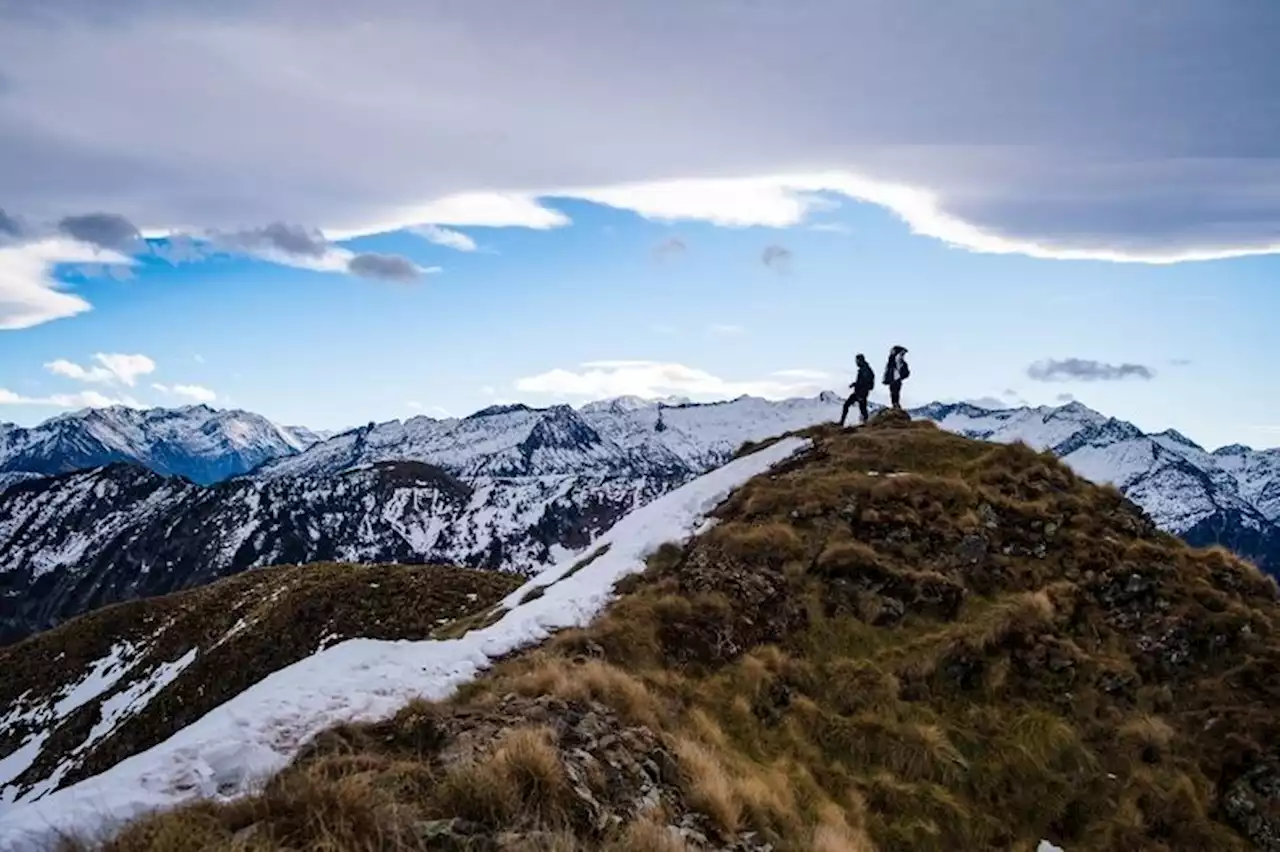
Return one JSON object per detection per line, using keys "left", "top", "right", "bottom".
{"left": 2, "top": 194, "right": 1275, "bottom": 451}
{"left": 2, "top": 1, "right": 1278, "bottom": 450}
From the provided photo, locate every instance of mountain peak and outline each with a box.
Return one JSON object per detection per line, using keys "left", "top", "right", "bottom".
{"left": 466, "top": 403, "right": 534, "bottom": 419}
{"left": 1154, "top": 428, "right": 1204, "bottom": 451}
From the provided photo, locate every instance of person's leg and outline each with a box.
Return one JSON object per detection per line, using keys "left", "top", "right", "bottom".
{"left": 890, "top": 382, "right": 902, "bottom": 409}
{"left": 840, "top": 394, "right": 854, "bottom": 426}
{"left": 858, "top": 395, "right": 869, "bottom": 423}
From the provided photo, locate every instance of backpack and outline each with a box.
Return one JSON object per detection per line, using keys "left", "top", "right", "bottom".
{"left": 899, "top": 357, "right": 910, "bottom": 380}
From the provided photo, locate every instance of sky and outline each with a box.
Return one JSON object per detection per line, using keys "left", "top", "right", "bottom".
{"left": 1, "top": 0, "right": 1278, "bottom": 450}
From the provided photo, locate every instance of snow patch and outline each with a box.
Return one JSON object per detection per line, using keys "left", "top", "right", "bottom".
{"left": 0, "top": 437, "right": 810, "bottom": 851}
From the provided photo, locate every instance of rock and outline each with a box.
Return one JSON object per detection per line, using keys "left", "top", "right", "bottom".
{"left": 956, "top": 534, "right": 988, "bottom": 564}
{"left": 1223, "top": 764, "right": 1280, "bottom": 851}
{"left": 978, "top": 502, "right": 1000, "bottom": 529}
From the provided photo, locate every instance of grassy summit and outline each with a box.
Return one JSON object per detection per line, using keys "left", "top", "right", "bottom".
{"left": 64, "top": 411, "right": 1280, "bottom": 851}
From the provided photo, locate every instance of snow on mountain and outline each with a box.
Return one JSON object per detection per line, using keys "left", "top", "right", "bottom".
{"left": 914, "top": 402, "right": 1280, "bottom": 573}
{"left": 255, "top": 393, "right": 842, "bottom": 482}
{"left": 0, "top": 405, "right": 324, "bottom": 486}
{"left": 0, "top": 437, "right": 811, "bottom": 850}
{"left": 3, "top": 393, "right": 1279, "bottom": 647}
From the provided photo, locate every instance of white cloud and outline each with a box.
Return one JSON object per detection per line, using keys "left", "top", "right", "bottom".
{"left": 324, "top": 194, "right": 570, "bottom": 241}
{"left": 193, "top": 354, "right": 206, "bottom": 364}
{"left": 771, "top": 369, "right": 831, "bottom": 380}
{"left": 413, "top": 224, "right": 478, "bottom": 252}
{"left": 0, "top": 388, "right": 139, "bottom": 409}
{"left": 707, "top": 323, "right": 746, "bottom": 336}
{"left": 515, "top": 360, "right": 830, "bottom": 401}
{"left": 407, "top": 401, "right": 452, "bottom": 418}
{"left": 0, "top": 239, "right": 134, "bottom": 330}
{"left": 46, "top": 353, "right": 156, "bottom": 386}
{"left": 153, "top": 383, "right": 217, "bottom": 403}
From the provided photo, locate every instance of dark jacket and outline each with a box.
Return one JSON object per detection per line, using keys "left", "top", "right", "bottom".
{"left": 852, "top": 362, "right": 875, "bottom": 396}
{"left": 883, "top": 347, "right": 910, "bottom": 385}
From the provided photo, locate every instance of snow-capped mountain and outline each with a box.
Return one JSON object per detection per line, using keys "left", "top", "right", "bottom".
{"left": 0, "top": 396, "right": 843, "bottom": 644}
{"left": 0, "top": 438, "right": 808, "bottom": 843}
{"left": 917, "top": 401, "right": 1280, "bottom": 568}
{"left": 2, "top": 394, "right": 1278, "bottom": 646}
{"left": 0, "top": 405, "right": 323, "bottom": 486}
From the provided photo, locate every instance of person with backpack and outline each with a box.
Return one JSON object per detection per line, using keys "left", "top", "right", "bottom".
{"left": 883, "top": 345, "right": 910, "bottom": 409}
{"left": 840, "top": 353, "right": 875, "bottom": 427}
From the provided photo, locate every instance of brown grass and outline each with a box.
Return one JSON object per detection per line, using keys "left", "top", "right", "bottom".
{"left": 64, "top": 414, "right": 1280, "bottom": 852}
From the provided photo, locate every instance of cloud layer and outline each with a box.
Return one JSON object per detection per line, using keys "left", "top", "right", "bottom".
{"left": 2, "top": 0, "right": 1278, "bottom": 268}
{"left": 515, "top": 360, "right": 830, "bottom": 401}
{"left": 1027, "top": 358, "right": 1156, "bottom": 382}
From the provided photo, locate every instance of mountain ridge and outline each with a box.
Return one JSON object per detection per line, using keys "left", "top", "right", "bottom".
{"left": 2, "top": 394, "right": 1279, "bottom": 647}
{"left": 7, "top": 416, "right": 1280, "bottom": 850}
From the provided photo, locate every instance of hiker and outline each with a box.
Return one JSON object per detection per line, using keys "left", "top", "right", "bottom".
{"left": 840, "top": 353, "right": 875, "bottom": 427}
{"left": 883, "top": 345, "right": 910, "bottom": 409}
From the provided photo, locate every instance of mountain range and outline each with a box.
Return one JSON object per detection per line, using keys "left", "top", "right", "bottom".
{"left": 0, "top": 405, "right": 325, "bottom": 486}
{"left": 1, "top": 394, "right": 1277, "bottom": 645}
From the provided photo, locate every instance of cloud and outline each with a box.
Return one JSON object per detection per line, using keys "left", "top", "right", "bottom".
{"left": 651, "top": 323, "right": 678, "bottom": 335}
{"left": 193, "top": 353, "right": 206, "bottom": 364}
{"left": 965, "top": 396, "right": 1008, "bottom": 409}
{"left": 153, "top": 382, "right": 217, "bottom": 403}
{"left": 652, "top": 236, "right": 687, "bottom": 262}
{"left": 46, "top": 352, "right": 156, "bottom": 386}
{"left": 0, "top": 209, "right": 23, "bottom": 241}
{"left": 0, "top": 388, "right": 139, "bottom": 409}
{"left": 3, "top": 3, "right": 1279, "bottom": 267}
{"left": 408, "top": 401, "right": 451, "bottom": 417}
{"left": 57, "top": 213, "right": 142, "bottom": 252}
{"left": 1027, "top": 358, "right": 1156, "bottom": 382}
{"left": 515, "top": 360, "right": 830, "bottom": 401}
{"left": 707, "top": 323, "right": 745, "bottom": 336}
{"left": 347, "top": 252, "right": 433, "bottom": 282}
{"left": 761, "top": 244, "right": 793, "bottom": 274}
{"left": 810, "top": 222, "right": 852, "bottom": 234}
{"left": 0, "top": 239, "right": 125, "bottom": 330}
{"left": 324, "top": 194, "right": 570, "bottom": 240}
{"left": 1056, "top": 393, "right": 1076, "bottom": 403}
{"left": 414, "top": 224, "right": 478, "bottom": 252}
{"left": 1169, "top": 358, "right": 1194, "bottom": 367}
{"left": 234, "top": 222, "right": 326, "bottom": 258}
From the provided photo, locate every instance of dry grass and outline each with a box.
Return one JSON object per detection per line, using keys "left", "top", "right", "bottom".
{"left": 67, "top": 412, "right": 1280, "bottom": 852}
{"left": 435, "top": 726, "right": 570, "bottom": 827}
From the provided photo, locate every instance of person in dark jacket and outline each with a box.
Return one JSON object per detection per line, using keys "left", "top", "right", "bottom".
{"left": 840, "top": 354, "right": 875, "bottom": 427}
{"left": 883, "top": 345, "right": 910, "bottom": 409}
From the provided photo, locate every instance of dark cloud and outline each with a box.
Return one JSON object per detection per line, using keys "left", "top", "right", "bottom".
{"left": 2, "top": 3, "right": 1280, "bottom": 261}
{"left": 347, "top": 252, "right": 423, "bottom": 282}
{"left": 1056, "top": 392, "right": 1076, "bottom": 403}
{"left": 57, "top": 212, "right": 140, "bottom": 252}
{"left": 1027, "top": 358, "right": 1156, "bottom": 382}
{"left": 0, "top": 208, "right": 21, "bottom": 239}
{"left": 215, "top": 222, "right": 328, "bottom": 258}
{"left": 762, "top": 244, "right": 793, "bottom": 274}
